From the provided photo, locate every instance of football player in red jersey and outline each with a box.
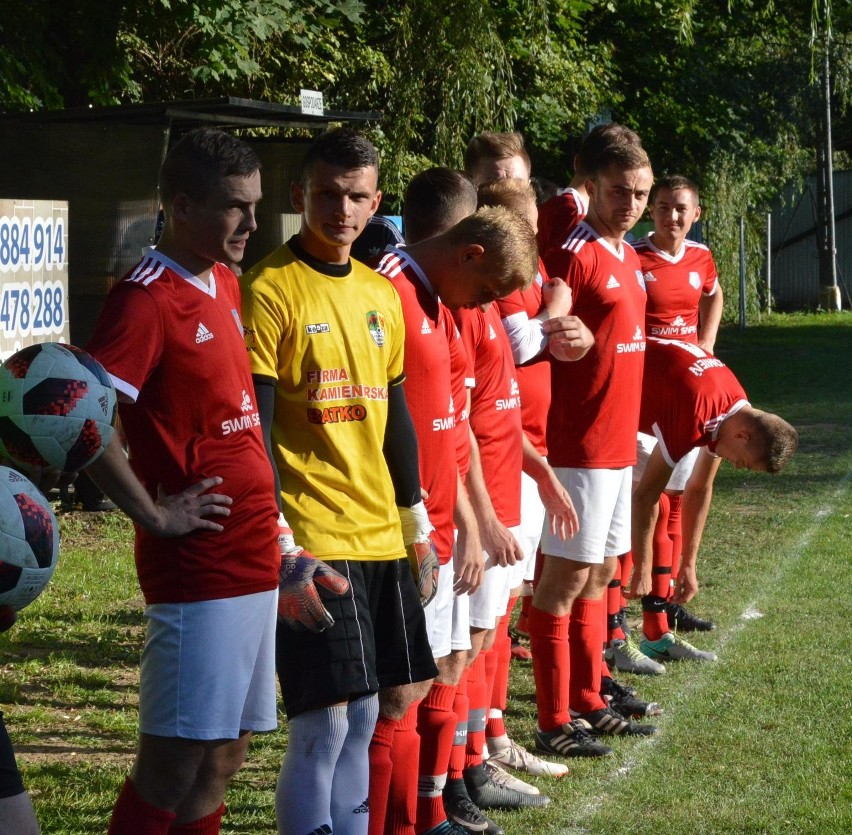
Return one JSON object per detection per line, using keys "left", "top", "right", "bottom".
{"left": 537, "top": 123, "right": 642, "bottom": 257}
{"left": 531, "top": 133, "right": 660, "bottom": 757}
{"left": 629, "top": 337, "right": 797, "bottom": 663}
{"left": 629, "top": 176, "right": 726, "bottom": 651}
{"left": 375, "top": 169, "right": 541, "bottom": 835}
{"left": 87, "top": 129, "right": 280, "bottom": 835}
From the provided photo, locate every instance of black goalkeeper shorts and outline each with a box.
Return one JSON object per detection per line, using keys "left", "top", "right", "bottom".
{"left": 276, "top": 557, "right": 437, "bottom": 717}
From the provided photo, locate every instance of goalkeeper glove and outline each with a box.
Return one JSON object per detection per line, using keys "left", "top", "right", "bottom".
{"left": 277, "top": 514, "right": 349, "bottom": 632}
{"left": 398, "top": 501, "right": 439, "bottom": 607}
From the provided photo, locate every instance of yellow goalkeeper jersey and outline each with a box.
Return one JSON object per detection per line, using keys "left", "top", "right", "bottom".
{"left": 240, "top": 239, "right": 406, "bottom": 561}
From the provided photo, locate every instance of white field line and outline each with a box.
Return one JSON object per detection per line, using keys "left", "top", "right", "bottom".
{"left": 560, "top": 468, "right": 852, "bottom": 835}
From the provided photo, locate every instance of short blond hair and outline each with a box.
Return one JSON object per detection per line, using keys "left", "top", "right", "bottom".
{"left": 476, "top": 178, "right": 537, "bottom": 215}
{"left": 444, "top": 205, "right": 537, "bottom": 293}
{"left": 747, "top": 411, "right": 798, "bottom": 474}
{"left": 464, "top": 131, "right": 530, "bottom": 176}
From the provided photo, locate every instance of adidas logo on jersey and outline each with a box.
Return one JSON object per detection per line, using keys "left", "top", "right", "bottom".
{"left": 421, "top": 317, "right": 432, "bottom": 335}
{"left": 643, "top": 271, "right": 657, "bottom": 282}
{"left": 195, "top": 323, "right": 214, "bottom": 343}
{"left": 353, "top": 800, "right": 370, "bottom": 814}
{"left": 489, "top": 324, "right": 498, "bottom": 340}
{"left": 606, "top": 275, "right": 620, "bottom": 290}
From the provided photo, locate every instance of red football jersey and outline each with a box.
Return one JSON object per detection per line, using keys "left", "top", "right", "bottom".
{"left": 496, "top": 257, "right": 551, "bottom": 455}
{"left": 443, "top": 313, "right": 473, "bottom": 482}
{"left": 537, "top": 187, "right": 588, "bottom": 256}
{"left": 544, "top": 222, "right": 647, "bottom": 468}
{"left": 632, "top": 235, "right": 719, "bottom": 343}
{"left": 452, "top": 304, "right": 522, "bottom": 527}
{"left": 640, "top": 338, "right": 749, "bottom": 466}
{"left": 375, "top": 248, "right": 458, "bottom": 564}
{"left": 87, "top": 253, "right": 279, "bottom": 604}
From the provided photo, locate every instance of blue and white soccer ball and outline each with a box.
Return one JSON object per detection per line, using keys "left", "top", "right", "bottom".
{"left": 0, "top": 466, "right": 59, "bottom": 610}
{"left": 0, "top": 342, "right": 117, "bottom": 473}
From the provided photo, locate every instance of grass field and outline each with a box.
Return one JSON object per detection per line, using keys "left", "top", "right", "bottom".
{"left": 1, "top": 312, "right": 850, "bottom": 834}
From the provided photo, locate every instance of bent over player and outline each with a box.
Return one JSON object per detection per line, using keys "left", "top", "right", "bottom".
{"left": 240, "top": 128, "right": 438, "bottom": 835}
{"left": 87, "top": 128, "right": 280, "bottom": 835}
{"left": 629, "top": 337, "right": 798, "bottom": 661}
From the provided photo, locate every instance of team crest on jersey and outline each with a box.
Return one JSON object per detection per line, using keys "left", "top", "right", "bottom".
{"left": 636, "top": 270, "right": 646, "bottom": 290}
{"left": 366, "top": 311, "right": 386, "bottom": 347}
{"left": 689, "top": 271, "right": 701, "bottom": 289}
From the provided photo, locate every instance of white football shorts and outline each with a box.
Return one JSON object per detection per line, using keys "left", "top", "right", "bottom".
{"left": 139, "top": 589, "right": 278, "bottom": 740}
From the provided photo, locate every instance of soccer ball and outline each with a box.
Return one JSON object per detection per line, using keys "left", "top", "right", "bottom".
{"left": 0, "top": 466, "right": 59, "bottom": 610}
{"left": 0, "top": 342, "right": 117, "bottom": 472}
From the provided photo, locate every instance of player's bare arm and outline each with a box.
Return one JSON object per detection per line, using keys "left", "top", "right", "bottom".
{"left": 538, "top": 276, "right": 573, "bottom": 320}
{"left": 542, "top": 313, "right": 595, "bottom": 362}
{"left": 521, "top": 435, "right": 579, "bottom": 540}
{"left": 452, "top": 474, "right": 484, "bottom": 595}
{"left": 673, "top": 449, "right": 722, "bottom": 603}
{"left": 466, "top": 426, "right": 524, "bottom": 567}
{"left": 697, "top": 289, "right": 724, "bottom": 354}
{"left": 86, "top": 432, "right": 231, "bottom": 537}
{"left": 628, "top": 445, "right": 674, "bottom": 600}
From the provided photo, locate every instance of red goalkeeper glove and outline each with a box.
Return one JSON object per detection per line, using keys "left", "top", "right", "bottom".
{"left": 398, "top": 502, "right": 439, "bottom": 607}
{"left": 277, "top": 515, "right": 349, "bottom": 632}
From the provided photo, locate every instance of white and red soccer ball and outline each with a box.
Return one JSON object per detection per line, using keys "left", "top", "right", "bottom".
{"left": 0, "top": 342, "right": 117, "bottom": 473}
{"left": 0, "top": 466, "right": 59, "bottom": 610}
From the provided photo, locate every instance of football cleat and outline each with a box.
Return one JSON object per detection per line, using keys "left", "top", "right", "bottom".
{"left": 570, "top": 705, "right": 657, "bottom": 736}
{"left": 487, "top": 736, "right": 568, "bottom": 777}
{"left": 463, "top": 765, "right": 550, "bottom": 809}
{"left": 535, "top": 719, "right": 613, "bottom": 758}
{"left": 640, "top": 631, "right": 718, "bottom": 662}
{"left": 664, "top": 602, "right": 717, "bottom": 632}
{"left": 601, "top": 676, "right": 663, "bottom": 718}
{"left": 483, "top": 760, "right": 540, "bottom": 795}
{"left": 605, "top": 636, "right": 666, "bottom": 675}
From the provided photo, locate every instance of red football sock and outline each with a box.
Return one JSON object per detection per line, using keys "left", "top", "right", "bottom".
{"left": 108, "top": 777, "right": 176, "bottom": 835}
{"left": 168, "top": 804, "right": 225, "bottom": 834}
{"left": 369, "top": 715, "right": 399, "bottom": 835}
{"left": 416, "top": 683, "right": 456, "bottom": 834}
{"left": 448, "top": 672, "right": 468, "bottom": 781}
{"left": 568, "top": 597, "right": 606, "bottom": 714}
{"left": 485, "top": 610, "right": 512, "bottom": 740}
{"left": 528, "top": 605, "right": 570, "bottom": 732}
{"left": 606, "top": 559, "right": 625, "bottom": 643}
{"left": 643, "top": 493, "right": 672, "bottom": 641}
{"left": 667, "top": 492, "right": 684, "bottom": 590}
{"left": 387, "top": 701, "right": 421, "bottom": 835}
{"left": 463, "top": 653, "right": 487, "bottom": 770}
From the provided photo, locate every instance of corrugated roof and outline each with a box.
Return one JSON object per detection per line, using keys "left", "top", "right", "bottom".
{"left": 0, "top": 96, "right": 379, "bottom": 130}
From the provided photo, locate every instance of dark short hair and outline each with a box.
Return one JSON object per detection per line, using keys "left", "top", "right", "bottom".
{"left": 159, "top": 128, "right": 260, "bottom": 206}
{"left": 464, "top": 131, "right": 530, "bottom": 177}
{"left": 299, "top": 127, "right": 379, "bottom": 185}
{"left": 651, "top": 174, "right": 700, "bottom": 205}
{"left": 575, "top": 123, "right": 643, "bottom": 177}
{"left": 403, "top": 168, "right": 477, "bottom": 243}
